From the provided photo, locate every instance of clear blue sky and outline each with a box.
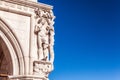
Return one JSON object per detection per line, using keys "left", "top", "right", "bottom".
{"left": 39, "top": 0, "right": 120, "bottom": 80}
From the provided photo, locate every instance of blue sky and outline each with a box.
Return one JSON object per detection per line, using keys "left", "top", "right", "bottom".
{"left": 39, "top": 0, "right": 120, "bottom": 80}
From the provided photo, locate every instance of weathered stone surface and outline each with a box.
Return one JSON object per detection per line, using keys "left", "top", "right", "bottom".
{"left": 0, "top": 0, "right": 55, "bottom": 80}
{"left": 33, "top": 61, "right": 53, "bottom": 78}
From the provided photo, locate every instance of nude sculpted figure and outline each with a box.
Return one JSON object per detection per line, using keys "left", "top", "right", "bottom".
{"left": 34, "top": 8, "right": 55, "bottom": 64}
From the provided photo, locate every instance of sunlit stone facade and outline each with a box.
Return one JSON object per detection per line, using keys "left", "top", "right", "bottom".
{"left": 0, "top": 0, "right": 55, "bottom": 80}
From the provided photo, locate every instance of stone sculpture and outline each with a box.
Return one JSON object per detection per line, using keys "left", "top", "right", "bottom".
{"left": 0, "top": 0, "right": 55, "bottom": 80}
{"left": 34, "top": 8, "right": 55, "bottom": 63}
{"left": 34, "top": 8, "right": 55, "bottom": 79}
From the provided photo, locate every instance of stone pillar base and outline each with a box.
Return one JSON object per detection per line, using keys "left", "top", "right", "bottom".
{"left": 33, "top": 61, "right": 53, "bottom": 77}
{"left": 9, "top": 75, "right": 48, "bottom": 80}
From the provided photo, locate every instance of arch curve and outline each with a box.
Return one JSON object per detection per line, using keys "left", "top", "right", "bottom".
{"left": 0, "top": 17, "right": 25, "bottom": 75}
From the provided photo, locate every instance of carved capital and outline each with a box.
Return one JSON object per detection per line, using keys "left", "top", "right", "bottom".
{"left": 33, "top": 61, "right": 53, "bottom": 78}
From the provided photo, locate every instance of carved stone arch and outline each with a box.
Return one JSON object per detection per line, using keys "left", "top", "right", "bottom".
{"left": 0, "top": 17, "right": 25, "bottom": 75}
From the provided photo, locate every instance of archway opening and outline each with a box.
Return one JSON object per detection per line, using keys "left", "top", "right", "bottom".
{"left": 0, "top": 37, "right": 13, "bottom": 80}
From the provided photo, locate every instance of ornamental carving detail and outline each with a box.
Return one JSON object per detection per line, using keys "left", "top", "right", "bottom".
{"left": 34, "top": 8, "right": 55, "bottom": 63}
{"left": 33, "top": 61, "right": 53, "bottom": 79}
{"left": 34, "top": 8, "right": 55, "bottom": 77}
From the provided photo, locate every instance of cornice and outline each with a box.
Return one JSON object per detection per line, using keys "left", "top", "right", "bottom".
{"left": 1, "top": 0, "right": 53, "bottom": 10}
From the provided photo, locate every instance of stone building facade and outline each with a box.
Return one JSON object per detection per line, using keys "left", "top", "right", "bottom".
{"left": 0, "top": 0, "right": 55, "bottom": 80}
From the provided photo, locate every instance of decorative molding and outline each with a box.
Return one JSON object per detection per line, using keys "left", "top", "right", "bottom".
{"left": 9, "top": 75, "right": 47, "bottom": 80}
{"left": 0, "top": 0, "right": 34, "bottom": 14}
{"left": 1, "top": 0, "right": 53, "bottom": 9}
{"left": 0, "top": 0, "right": 53, "bottom": 16}
{"left": 33, "top": 61, "right": 53, "bottom": 80}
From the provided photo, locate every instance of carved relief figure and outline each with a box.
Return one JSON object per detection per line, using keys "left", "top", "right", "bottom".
{"left": 34, "top": 8, "right": 55, "bottom": 64}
